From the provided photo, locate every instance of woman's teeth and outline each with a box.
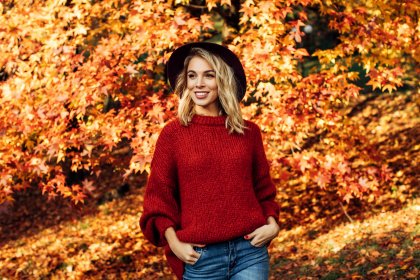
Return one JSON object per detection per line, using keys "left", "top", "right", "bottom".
{"left": 195, "top": 92, "right": 209, "bottom": 98}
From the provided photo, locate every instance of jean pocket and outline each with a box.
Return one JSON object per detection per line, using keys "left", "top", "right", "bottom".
{"left": 189, "top": 247, "right": 205, "bottom": 267}
{"left": 193, "top": 245, "right": 207, "bottom": 253}
{"left": 248, "top": 240, "right": 266, "bottom": 248}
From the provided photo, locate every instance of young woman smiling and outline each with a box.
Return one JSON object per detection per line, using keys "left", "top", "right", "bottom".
{"left": 140, "top": 42, "right": 280, "bottom": 280}
{"left": 186, "top": 55, "right": 219, "bottom": 116}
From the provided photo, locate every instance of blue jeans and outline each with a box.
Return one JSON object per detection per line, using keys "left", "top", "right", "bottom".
{"left": 183, "top": 236, "right": 269, "bottom": 280}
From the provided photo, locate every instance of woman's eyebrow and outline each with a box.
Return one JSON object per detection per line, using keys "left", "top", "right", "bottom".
{"left": 187, "top": 70, "right": 216, "bottom": 73}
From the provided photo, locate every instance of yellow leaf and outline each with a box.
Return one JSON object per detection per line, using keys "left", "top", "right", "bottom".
{"left": 382, "top": 84, "right": 396, "bottom": 93}
{"left": 389, "top": 237, "right": 399, "bottom": 243}
{"left": 366, "top": 80, "right": 381, "bottom": 91}
{"left": 174, "top": 16, "right": 186, "bottom": 26}
{"left": 370, "top": 250, "right": 381, "bottom": 258}
{"left": 207, "top": 0, "right": 217, "bottom": 11}
{"left": 74, "top": 24, "right": 88, "bottom": 35}
{"left": 368, "top": 266, "right": 383, "bottom": 274}
{"left": 57, "top": 150, "right": 65, "bottom": 163}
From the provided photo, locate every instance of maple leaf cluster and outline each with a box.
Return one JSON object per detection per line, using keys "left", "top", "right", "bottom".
{"left": 0, "top": 0, "right": 417, "bottom": 204}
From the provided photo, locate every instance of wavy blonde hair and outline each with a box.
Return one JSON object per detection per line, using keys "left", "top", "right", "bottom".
{"left": 175, "top": 47, "right": 247, "bottom": 134}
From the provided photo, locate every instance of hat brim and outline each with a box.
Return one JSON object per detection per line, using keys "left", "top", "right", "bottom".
{"left": 166, "top": 42, "right": 246, "bottom": 101}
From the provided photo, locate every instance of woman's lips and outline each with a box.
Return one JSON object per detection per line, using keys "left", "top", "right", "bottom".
{"left": 195, "top": 92, "right": 209, "bottom": 99}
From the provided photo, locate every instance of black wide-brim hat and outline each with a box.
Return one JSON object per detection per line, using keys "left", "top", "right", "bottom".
{"left": 166, "top": 42, "right": 247, "bottom": 101}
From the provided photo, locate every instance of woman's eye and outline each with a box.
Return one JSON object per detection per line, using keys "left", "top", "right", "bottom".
{"left": 188, "top": 74, "right": 196, "bottom": 79}
{"left": 206, "top": 74, "right": 215, "bottom": 78}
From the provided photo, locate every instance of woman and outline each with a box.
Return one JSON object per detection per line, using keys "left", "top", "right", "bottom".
{"left": 140, "top": 42, "right": 280, "bottom": 280}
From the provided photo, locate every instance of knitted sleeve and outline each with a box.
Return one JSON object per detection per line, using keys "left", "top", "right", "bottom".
{"left": 139, "top": 124, "right": 180, "bottom": 247}
{"left": 251, "top": 123, "right": 280, "bottom": 222}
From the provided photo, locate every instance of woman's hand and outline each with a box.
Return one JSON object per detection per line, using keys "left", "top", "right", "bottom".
{"left": 168, "top": 240, "right": 206, "bottom": 265}
{"left": 244, "top": 217, "right": 280, "bottom": 247}
{"left": 165, "top": 227, "right": 205, "bottom": 265}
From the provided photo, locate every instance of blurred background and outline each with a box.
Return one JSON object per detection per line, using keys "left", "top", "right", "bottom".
{"left": 0, "top": 0, "right": 418, "bottom": 279}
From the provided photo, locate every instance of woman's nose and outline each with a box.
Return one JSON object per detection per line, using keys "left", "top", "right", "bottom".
{"left": 196, "top": 75, "right": 204, "bottom": 87}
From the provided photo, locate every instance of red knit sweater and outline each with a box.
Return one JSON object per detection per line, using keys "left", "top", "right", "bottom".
{"left": 139, "top": 114, "right": 279, "bottom": 279}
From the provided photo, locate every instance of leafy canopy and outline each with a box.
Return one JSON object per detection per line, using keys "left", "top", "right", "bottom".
{"left": 0, "top": 0, "right": 417, "bottom": 204}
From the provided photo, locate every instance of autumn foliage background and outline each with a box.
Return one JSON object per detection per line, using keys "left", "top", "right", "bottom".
{"left": 0, "top": 0, "right": 418, "bottom": 279}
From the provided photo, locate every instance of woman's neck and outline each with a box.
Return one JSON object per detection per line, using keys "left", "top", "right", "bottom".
{"left": 194, "top": 105, "right": 222, "bottom": 117}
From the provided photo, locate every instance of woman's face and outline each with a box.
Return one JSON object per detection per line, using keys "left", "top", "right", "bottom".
{"left": 186, "top": 56, "right": 219, "bottom": 116}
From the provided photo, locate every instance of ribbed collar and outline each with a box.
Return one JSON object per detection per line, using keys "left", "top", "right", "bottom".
{"left": 191, "top": 114, "right": 228, "bottom": 126}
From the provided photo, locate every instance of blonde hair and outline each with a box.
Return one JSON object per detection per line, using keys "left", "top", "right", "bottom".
{"left": 175, "top": 47, "right": 247, "bottom": 134}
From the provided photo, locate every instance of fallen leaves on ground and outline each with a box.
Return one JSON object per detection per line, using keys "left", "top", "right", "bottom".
{"left": 269, "top": 200, "right": 419, "bottom": 279}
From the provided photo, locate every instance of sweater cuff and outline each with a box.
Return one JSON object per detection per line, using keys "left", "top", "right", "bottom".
{"left": 261, "top": 202, "right": 279, "bottom": 222}
{"left": 155, "top": 217, "right": 176, "bottom": 247}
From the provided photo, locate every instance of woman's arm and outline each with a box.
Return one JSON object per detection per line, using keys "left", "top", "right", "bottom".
{"left": 139, "top": 124, "right": 180, "bottom": 247}
{"left": 244, "top": 124, "right": 281, "bottom": 246}
{"left": 251, "top": 123, "right": 280, "bottom": 223}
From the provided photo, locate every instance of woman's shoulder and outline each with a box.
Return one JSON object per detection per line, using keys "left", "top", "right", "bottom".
{"left": 163, "top": 117, "right": 181, "bottom": 128}
{"left": 243, "top": 119, "right": 262, "bottom": 133}
{"left": 159, "top": 117, "right": 183, "bottom": 136}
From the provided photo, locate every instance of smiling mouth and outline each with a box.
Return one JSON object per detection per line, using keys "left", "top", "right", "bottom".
{"left": 195, "top": 92, "right": 209, "bottom": 98}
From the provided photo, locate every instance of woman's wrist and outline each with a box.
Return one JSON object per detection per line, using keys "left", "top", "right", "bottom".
{"left": 164, "top": 227, "right": 179, "bottom": 245}
{"left": 267, "top": 216, "right": 280, "bottom": 237}
{"left": 266, "top": 216, "right": 278, "bottom": 225}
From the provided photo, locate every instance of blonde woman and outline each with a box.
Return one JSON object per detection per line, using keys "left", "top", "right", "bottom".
{"left": 140, "top": 42, "right": 280, "bottom": 280}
